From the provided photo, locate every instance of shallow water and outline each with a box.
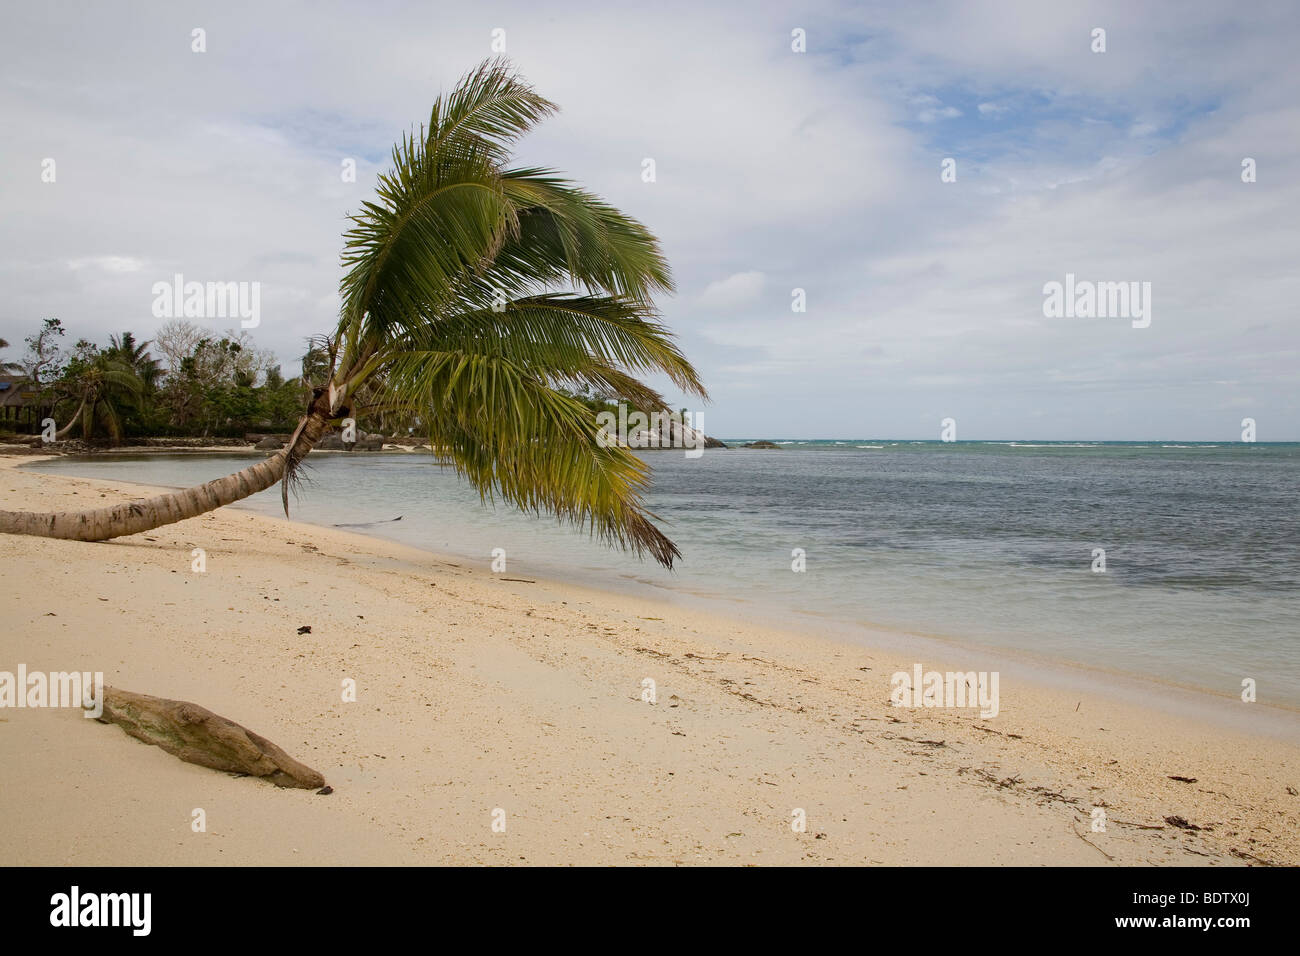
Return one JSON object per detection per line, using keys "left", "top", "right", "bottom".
{"left": 27, "top": 440, "right": 1300, "bottom": 707}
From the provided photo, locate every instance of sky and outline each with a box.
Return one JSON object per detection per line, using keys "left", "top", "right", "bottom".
{"left": 1, "top": 0, "right": 1297, "bottom": 440}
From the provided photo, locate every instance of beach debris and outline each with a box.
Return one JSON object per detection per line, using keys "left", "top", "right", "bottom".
{"left": 1112, "top": 819, "right": 1165, "bottom": 830}
{"left": 1163, "top": 815, "right": 1202, "bottom": 831}
{"left": 332, "top": 515, "right": 402, "bottom": 527}
{"left": 317, "top": 786, "right": 333, "bottom": 795}
{"left": 1027, "top": 785, "right": 1078, "bottom": 806}
{"left": 959, "top": 766, "right": 1023, "bottom": 790}
{"left": 500, "top": 578, "right": 535, "bottom": 583}
{"left": 1072, "top": 822, "right": 1115, "bottom": 861}
{"left": 1230, "top": 847, "right": 1275, "bottom": 866}
{"left": 1167, "top": 775, "right": 1198, "bottom": 783}
{"left": 95, "top": 686, "right": 326, "bottom": 790}
{"left": 971, "top": 725, "right": 1022, "bottom": 739}
{"left": 297, "top": 625, "right": 312, "bottom": 634}
{"left": 1286, "top": 786, "right": 1298, "bottom": 796}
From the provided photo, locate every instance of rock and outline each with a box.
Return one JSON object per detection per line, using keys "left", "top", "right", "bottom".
{"left": 316, "top": 434, "right": 344, "bottom": 450}
{"left": 624, "top": 418, "right": 725, "bottom": 452}
{"left": 340, "top": 431, "right": 385, "bottom": 452}
{"left": 741, "top": 440, "right": 780, "bottom": 449}
{"left": 96, "top": 686, "right": 326, "bottom": 789}
{"left": 254, "top": 436, "right": 284, "bottom": 450}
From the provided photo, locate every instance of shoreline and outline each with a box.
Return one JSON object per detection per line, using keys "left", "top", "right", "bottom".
{"left": 1, "top": 456, "right": 1297, "bottom": 865}
{"left": 15, "top": 454, "right": 1300, "bottom": 735}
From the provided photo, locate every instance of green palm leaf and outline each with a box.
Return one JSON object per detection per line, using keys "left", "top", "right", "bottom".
{"left": 385, "top": 348, "right": 680, "bottom": 566}
{"left": 323, "top": 59, "right": 706, "bottom": 569}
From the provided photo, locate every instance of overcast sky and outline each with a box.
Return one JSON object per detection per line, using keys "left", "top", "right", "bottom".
{"left": 2, "top": 0, "right": 1297, "bottom": 439}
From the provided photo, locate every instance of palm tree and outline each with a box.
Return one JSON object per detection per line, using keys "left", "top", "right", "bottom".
{"left": 52, "top": 350, "right": 144, "bottom": 441}
{"left": 106, "top": 332, "right": 163, "bottom": 391}
{"left": 0, "top": 60, "right": 705, "bottom": 567}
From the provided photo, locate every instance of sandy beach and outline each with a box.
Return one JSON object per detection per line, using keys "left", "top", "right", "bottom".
{"left": 1, "top": 455, "right": 1296, "bottom": 866}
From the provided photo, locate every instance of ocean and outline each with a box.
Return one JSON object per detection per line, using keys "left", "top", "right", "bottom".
{"left": 26, "top": 440, "right": 1300, "bottom": 708}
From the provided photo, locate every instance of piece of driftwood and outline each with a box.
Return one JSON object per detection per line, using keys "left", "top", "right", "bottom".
{"left": 95, "top": 686, "right": 326, "bottom": 789}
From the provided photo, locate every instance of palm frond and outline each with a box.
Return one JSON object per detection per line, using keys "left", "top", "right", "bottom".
{"left": 394, "top": 295, "right": 706, "bottom": 399}
{"left": 494, "top": 168, "right": 674, "bottom": 302}
{"left": 428, "top": 58, "right": 558, "bottom": 167}
{"left": 385, "top": 348, "right": 681, "bottom": 567}
{"left": 338, "top": 60, "right": 557, "bottom": 338}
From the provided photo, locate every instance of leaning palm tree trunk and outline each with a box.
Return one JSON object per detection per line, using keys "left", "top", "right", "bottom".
{"left": 0, "top": 397, "right": 332, "bottom": 540}
{"left": 53, "top": 402, "right": 84, "bottom": 440}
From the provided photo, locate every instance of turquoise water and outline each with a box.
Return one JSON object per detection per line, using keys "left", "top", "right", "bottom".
{"left": 26, "top": 441, "right": 1300, "bottom": 708}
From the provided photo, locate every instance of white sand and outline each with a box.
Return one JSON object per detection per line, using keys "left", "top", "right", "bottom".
{"left": 1, "top": 456, "right": 1296, "bottom": 865}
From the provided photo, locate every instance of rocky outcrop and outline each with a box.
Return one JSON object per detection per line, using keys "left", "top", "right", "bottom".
{"left": 741, "top": 440, "right": 780, "bottom": 449}
{"left": 254, "top": 436, "right": 284, "bottom": 450}
{"left": 626, "top": 417, "right": 728, "bottom": 451}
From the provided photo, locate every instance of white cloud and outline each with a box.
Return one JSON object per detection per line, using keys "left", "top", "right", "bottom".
{"left": 0, "top": 0, "right": 1297, "bottom": 439}
{"left": 698, "top": 271, "right": 765, "bottom": 309}
{"left": 917, "top": 106, "right": 962, "bottom": 123}
{"left": 67, "top": 256, "right": 146, "bottom": 274}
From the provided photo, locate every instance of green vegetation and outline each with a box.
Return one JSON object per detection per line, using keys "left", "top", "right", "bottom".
{"left": 5, "top": 318, "right": 340, "bottom": 439}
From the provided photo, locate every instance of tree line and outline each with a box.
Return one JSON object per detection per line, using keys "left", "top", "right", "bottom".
{"left": 2, "top": 318, "right": 343, "bottom": 440}
{"left": 1, "top": 318, "right": 636, "bottom": 443}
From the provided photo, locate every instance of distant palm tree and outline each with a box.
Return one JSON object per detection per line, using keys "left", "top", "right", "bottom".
{"left": 106, "top": 332, "right": 163, "bottom": 391}
{"left": 54, "top": 352, "right": 144, "bottom": 441}
{"left": 0, "top": 60, "right": 705, "bottom": 566}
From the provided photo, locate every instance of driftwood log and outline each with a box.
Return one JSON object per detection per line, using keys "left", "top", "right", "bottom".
{"left": 96, "top": 686, "right": 326, "bottom": 789}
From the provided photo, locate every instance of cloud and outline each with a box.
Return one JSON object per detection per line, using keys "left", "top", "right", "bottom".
{"left": 917, "top": 106, "right": 962, "bottom": 122}
{"left": 0, "top": 0, "right": 1297, "bottom": 439}
{"left": 698, "top": 271, "right": 766, "bottom": 309}
{"left": 67, "top": 256, "right": 147, "bottom": 274}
